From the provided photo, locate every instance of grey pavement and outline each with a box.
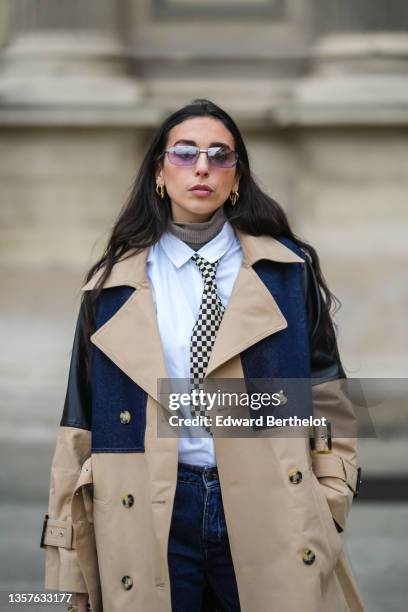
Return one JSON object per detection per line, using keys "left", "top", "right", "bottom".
{"left": 343, "top": 502, "right": 408, "bottom": 612}
{"left": 0, "top": 500, "right": 407, "bottom": 611}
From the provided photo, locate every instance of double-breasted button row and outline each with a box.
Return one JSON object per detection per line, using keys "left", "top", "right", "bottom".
{"left": 288, "top": 471, "right": 315, "bottom": 565}
{"left": 122, "top": 575, "right": 133, "bottom": 590}
{"left": 120, "top": 410, "right": 131, "bottom": 425}
{"left": 288, "top": 469, "right": 303, "bottom": 485}
{"left": 122, "top": 494, "right": 134, "bottom": 508}
{"left": 302, "top": 548, "right": 316, "bottom": 565}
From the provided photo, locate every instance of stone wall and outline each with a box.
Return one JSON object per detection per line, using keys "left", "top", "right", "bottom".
{"left": 0, "top": 0, "right": 407, "bottom": 497}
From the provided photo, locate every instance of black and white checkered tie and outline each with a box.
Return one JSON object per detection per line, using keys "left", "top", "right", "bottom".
{"left": 190, "top": 254, "right": 225, "bottom": 433}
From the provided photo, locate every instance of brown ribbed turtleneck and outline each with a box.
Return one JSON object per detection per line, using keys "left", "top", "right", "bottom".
{"left": 168, "top": 206, "right": 227, "bottom": 251}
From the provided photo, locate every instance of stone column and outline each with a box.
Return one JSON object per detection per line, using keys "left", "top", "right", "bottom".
{"left": 10, "top": 0, "right": 118, "bottom": 32}
{"left": 285, "top": 0, "right": 408, "bottom": 381}
{"left": 310, "top": 0, "right": 408, "bottom": 76}
{"left": 0, "top": 0, "right": 149, "bottom": 487}
{"left": 314, "top": 0, "right": 408, "bottom": 36}
{"left": 0, "top": 0, "right": 143, "bottom": 108}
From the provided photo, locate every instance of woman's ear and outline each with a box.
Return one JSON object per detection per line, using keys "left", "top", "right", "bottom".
{"left": 155, "top": 163, "right": 164, "bottom": 183}
{"left": 233, "top": 170, "right": 241, "bottom": 193}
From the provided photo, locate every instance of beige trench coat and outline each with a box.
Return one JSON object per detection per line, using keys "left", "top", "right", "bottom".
{"left": 43, "top": 230, "right": 366, "bottom": 612}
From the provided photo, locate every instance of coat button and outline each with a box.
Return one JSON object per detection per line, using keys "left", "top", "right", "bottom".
{"left": 302, "top": 548, "right": 316, "bottom": 565}
{"left": 289, "top": 469, "right": 302, "bottom": 484}
{"left": 120, "top": 410, "right": 131, "bottom": 425}
{"left": 121, "top": 575, "right": 133, "bottom": 590}
{"left": 122, "top": 494, "right": 134, "bottom": 508}
{"left": 277, "top": 389, "right": 287, "bottom": 405}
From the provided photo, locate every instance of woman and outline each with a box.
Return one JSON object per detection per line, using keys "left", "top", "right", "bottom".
{"left": 42, "top": 98, "right": 365, "bottom": 612}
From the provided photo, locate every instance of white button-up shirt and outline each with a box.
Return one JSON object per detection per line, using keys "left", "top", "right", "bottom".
{"left": 146, "top": 219, "right": 243, "bottom": 466}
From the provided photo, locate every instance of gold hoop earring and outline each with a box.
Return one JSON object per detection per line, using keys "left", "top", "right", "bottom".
{"left": 156, "top": 183, "right": 165, "bottom": 199}
{"left": 229, "top": 190, "right": 239, "bottom": 207}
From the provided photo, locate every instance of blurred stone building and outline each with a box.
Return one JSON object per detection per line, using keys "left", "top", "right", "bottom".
{"left": 0, "top": 0, "right": 407, "bottom": 504}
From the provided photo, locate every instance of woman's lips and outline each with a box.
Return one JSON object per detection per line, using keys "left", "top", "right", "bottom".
{"left": 190, "top": 187, "right": 213, "bottom": 197}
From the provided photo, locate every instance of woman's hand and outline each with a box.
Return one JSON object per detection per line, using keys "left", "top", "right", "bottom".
{"left": 68, "top": 592, "right": 89, "bottom": 611}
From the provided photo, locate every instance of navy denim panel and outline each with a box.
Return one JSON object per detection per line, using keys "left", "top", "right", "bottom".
{"left": 92, "top": 286, "right": 147, "bottom": 452}
{"left": 240, "top": 237, "right": 312, "bottom": 428}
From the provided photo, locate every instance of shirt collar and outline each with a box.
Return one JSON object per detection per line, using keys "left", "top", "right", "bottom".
{"left": 156, "top": 219, "right": 237, "bottom": 269}
{"left": 82, "top": 227, "right": 304, "bottom": 291}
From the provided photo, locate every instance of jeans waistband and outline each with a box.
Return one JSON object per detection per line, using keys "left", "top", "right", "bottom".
{"left": 177, "top": 462, "right": 219, "bottom": 483}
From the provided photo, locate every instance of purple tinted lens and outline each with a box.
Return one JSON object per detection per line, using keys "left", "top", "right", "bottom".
{"left": 168, "top": 146, "right": 198, "bottom": 166}
{"left": 208, "top": 148, "right": 237, "bottom": 167}
{"left": 167, "top": 146, "right": 238, "bottom": 167}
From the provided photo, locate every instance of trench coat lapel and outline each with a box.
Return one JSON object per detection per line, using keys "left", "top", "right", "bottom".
{"left": 81, "top": 230, "right": 304, "bottom": 402}
{"left": 206, "top": 230, "right": 304, "bottom": 376}
{"left": 81, "top": 248, "right": 169, "bottom": 403}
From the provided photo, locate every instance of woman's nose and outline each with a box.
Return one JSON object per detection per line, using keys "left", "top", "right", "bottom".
{"left": 194, "top": 151, "right": 210, "bottom": 175}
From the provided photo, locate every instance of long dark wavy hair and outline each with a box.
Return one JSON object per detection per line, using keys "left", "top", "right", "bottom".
{"left": 80, "top": 98, "right": 340, "bottom": 376}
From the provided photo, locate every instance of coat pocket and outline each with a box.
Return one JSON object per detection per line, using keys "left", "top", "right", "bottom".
{"left": 310, "top": 470, "right": 343, "bottom": 564}
{"left": 312, "top": 453, "right": 357, "bottom": 532}
{"left": 72, "top": 456, "right": 94, "bottom": 525}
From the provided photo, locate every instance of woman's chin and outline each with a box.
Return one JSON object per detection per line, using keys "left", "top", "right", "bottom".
{"left": 171, "top": 200, "right": 221, "bottom": 222}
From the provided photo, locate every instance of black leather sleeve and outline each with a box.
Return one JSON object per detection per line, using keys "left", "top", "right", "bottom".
{"left": 60, "top": 300, "right": 93, "bottom": 430}
{"left": 303, "top": 255, "right": 346, "bottom": 382}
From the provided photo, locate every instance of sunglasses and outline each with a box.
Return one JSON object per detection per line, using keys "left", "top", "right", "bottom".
{"left": 164, "top": 145, "right": 238, "bottom": 168}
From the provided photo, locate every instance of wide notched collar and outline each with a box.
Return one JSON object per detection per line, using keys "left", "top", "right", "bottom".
{"left": 237, "top": 230, "right": 304, "bottom": 267}
{"left": 81, "top": 229, "right": 304, "bottom": 292}
{"left": 80, "top": 228, "right": 304, "bottom": 402}
{"left": 81, "top": 247, "right": 149, "bottom": 291}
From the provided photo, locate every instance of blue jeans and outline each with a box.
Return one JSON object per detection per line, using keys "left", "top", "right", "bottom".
{"left": 168, "top": 462, "right": 241, "bottom": 612}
